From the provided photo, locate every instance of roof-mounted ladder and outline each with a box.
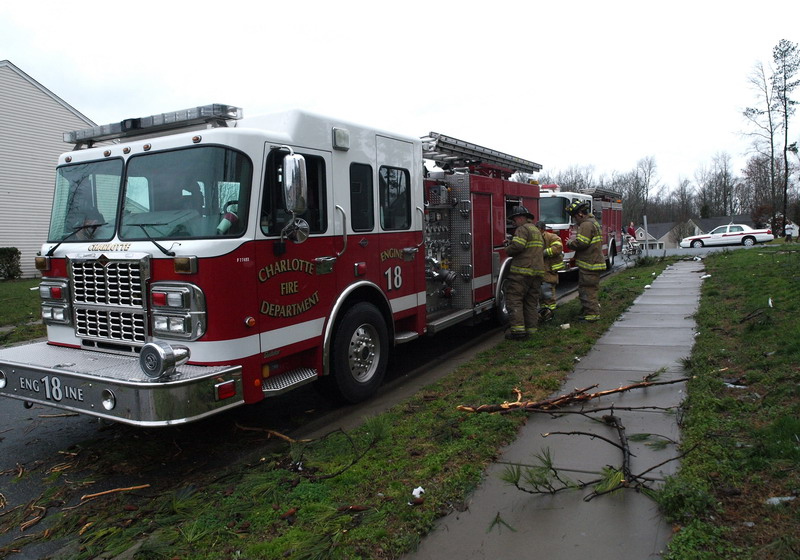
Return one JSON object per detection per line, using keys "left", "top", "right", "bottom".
{"left": 421, "top": 132, "right": 542, "bottom": 175}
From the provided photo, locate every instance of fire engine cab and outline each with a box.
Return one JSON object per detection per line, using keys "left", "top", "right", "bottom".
{"left": 0, "top": 104, "right": 543, "bottom": 426}
{"left": 537, "top": 184, "right": 623, "bottom": 271}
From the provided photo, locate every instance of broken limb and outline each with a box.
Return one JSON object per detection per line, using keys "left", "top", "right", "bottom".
{"left": 235, "top": 423, "right": 312, "bottom": 443}
{"left": 80, "top": 484, "right": 150, "bottom": 502}
{"left": 457, "top": 375, "right": 689, "bottom": 414}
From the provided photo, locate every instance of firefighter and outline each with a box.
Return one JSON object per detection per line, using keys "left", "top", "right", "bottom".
{"left": 566, "top": 201, "right": 606, "bottom": 322}
{"left": 504, "top": 206, "right": 545, "bottom": 340}
{"left": 536, "top": 221, "right": 564, "bottom": 323}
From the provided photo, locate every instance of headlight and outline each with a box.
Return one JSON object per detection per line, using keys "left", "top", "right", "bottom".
{"left": 150, "top": 282, "right": 206, "bottom": 340}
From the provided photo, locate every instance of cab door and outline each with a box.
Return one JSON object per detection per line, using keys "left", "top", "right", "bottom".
{"left": 256, "top": 145, "right": 334, "bottom": 359}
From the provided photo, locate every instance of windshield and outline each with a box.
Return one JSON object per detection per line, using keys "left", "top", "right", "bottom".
{"left": 539, "top": 197, "right": 569, "bottom": 225}
{"left": 48, "top": 147, "right": 253, "bottom": 244}
{"left": 121, "top": 147, "right": 252, "bottom": 240}
{"left": 48, "top": 160, "right": 122, "bottom": 242}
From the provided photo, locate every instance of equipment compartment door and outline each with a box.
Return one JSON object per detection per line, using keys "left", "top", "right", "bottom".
{"left": 472, "top": 193, "right": 493, "bottom": 303}
{"left": 376, "top": 135, "right": 423, "bottom": 323}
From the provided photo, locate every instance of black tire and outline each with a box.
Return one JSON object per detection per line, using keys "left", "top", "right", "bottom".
{"left": 606, "top": 244, "right": 615, "bottom": 269}
{"left": 691, "top": 240, "right": 704, "bottom": 248}
{"left": 328, "top": 302, "right": 388, "bottom": 403}
{"left": 742, "top": 236, "right": 755, "bottom": 247}
{"left": 496, "top": 276, "right": 510, "bottom": 326}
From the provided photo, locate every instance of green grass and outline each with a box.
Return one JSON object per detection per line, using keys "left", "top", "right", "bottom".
{"left": 657, "top": 245, "right": 800, "bottom": 559}
{"left": 0, "top": 277, "right": 45, "bottom": 345}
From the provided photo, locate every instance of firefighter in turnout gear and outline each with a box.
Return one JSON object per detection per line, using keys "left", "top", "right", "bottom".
{"left": 566, "top": 201, "right": 606, "bottom": 322}
{"left": 536, "top": 221, "right": 563, "bottom": 323}
{"left": 504, "top": 206, "right": 545, "bottom": 340}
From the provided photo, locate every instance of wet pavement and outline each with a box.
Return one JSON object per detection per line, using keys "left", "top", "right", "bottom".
{"left": 406, "top": 259, "right": 704, "bottom": 559}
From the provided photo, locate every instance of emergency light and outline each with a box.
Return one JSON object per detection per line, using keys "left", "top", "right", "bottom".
{"left": 63, "top": 104, "right": 243, "bottom": 144}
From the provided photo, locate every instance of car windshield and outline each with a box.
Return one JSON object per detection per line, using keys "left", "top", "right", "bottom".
{"left": 48, "top": 159, "right": 122, "bottom": 242}
{"left": 120, "top": 147, "right": 252, "bottom": 240}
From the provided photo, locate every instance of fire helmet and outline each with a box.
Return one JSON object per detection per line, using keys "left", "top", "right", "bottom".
{"left": 566, "top": 200, "right": 590, "bottom": 216}
{"left": 509, "top": 205, "right": 535, "bottom": 220}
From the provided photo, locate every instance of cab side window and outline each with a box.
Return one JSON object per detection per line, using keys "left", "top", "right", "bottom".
{"left": 350, "top": 163, "right": 374, "bottom": 232}
{"left": 262, "top": 150, "right": 327, "bottom": 236}
{"left": 379, "top": 166, "right": 410, "bottom": 230}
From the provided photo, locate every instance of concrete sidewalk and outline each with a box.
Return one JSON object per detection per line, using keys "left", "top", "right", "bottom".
{"left": 407, "top": 259, "right": 704, "bottom": 560}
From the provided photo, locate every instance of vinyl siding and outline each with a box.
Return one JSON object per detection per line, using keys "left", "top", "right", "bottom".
{"left": 0, "top": 62, "right": 94, "bottom": 278}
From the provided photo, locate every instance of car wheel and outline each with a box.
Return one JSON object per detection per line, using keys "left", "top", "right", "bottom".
{"left": 691, "top": 240, "right": 704, "bottom": 248}
{"left": 328, "top": 302, "right": 388, "bottom": 403}
{"left": 742, "top": 236, "right": 755, "bottom": 247}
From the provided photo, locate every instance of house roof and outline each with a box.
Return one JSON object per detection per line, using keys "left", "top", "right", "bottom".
{"left": 0, "top": 59, "right": 94, "bottom": 125}
{"left": 638, "top": 222, "right": 678, "bottom": 240}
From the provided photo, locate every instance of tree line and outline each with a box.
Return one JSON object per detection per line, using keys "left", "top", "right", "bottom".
{"left": 536, "top": 39, "right": 800, "bottom": 237}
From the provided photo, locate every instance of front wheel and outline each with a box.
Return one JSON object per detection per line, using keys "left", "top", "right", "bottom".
{"left": 691, "top": 240, "right": 704, "bottom": 248}
{"left": 327, "top": 302, "right": 389, "bottom": 403}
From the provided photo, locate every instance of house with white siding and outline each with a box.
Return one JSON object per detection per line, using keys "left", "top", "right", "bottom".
{"left": 0, "top": 60, "right": 95, "bottom": 278}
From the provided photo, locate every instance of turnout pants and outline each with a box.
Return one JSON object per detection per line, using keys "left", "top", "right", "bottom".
{"left": 506, "top": 274, "right": 542, "bottom": 335}
{"left": 540, "top": 281, "right": 557, "bottom": 311}
{"left": 578, "top": 269, "right": 601, "bottom": 320}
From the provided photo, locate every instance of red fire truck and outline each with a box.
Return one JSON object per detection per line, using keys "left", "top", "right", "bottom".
{"left": 537, "top": 184, "right": 623, "bottom": 271}
{"left": 0, "top": 104, "right": 543, "bottom": 426}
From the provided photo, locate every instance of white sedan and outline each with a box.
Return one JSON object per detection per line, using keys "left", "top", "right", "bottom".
{"left": 679, "top": 224, "right": 774, "bottom": 248}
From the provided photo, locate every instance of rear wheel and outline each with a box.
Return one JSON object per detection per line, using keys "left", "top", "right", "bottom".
{"left": 691, "top": 240, "right": 704, "bottom": 248}
{"left": 742, "top": 236, "right": 755, "bottom": 247}
{"left": 606, "top": 243, "right": 616, "bottom": 269}
{"left": 327, "top": 302, "right": 388, "bottom": 403}
{"left": 496, "top": 276, "right": 510, "bottom": 325}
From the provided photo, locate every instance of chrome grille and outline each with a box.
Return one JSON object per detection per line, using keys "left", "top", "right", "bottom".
{"left": 71, "top": 260, "right": 144, "bottom": 306}
{"left": 69, "top": 255, "right": 150, "bottom": 346}
{"left": 75, "top": 308, "right": 147, "bottom": 343}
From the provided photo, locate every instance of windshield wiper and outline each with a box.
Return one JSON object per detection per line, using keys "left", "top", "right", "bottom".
{"left": 45, "top": 222, "right": 109, "bottom": 256}
{"left": 133, "top": 223, "right": 176, "bottom": 256}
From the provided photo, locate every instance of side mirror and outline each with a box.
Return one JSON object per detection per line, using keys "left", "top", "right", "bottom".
{"left": 284, "top": 152, "right": 307, "bottom": 214}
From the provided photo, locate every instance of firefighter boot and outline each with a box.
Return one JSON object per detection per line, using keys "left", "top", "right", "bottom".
{"left": 505, "top": 329, "right": 529, "bottom": 341}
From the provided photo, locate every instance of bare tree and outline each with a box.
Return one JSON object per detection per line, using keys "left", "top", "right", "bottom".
{"left": 636, "top": 156, "right": 659, "bottom": 218}
{"left": 772, "top": 39, "right": 800, "bottom": 230}
{"left": 743, "top": 61, "right": 781, "bottom": 224}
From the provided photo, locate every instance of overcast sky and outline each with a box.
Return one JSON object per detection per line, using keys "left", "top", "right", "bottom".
{"left": 2, "top": 1, "right": 799, "bottom": 189}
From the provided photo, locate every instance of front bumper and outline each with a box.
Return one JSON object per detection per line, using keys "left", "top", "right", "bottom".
{"left": 0, "top": 342, "right": 243, "bottom": 427}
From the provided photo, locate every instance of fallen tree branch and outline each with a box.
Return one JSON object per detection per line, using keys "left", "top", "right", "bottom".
{"left": 80, "top": 484, "right": 150, "bottom": 502}
{"left": 458, "top": 376, "right": 689, "bottom": 414}
{"left": 543, "top": 431, "right": 627, "bottom": 453}
{"left": 235, "top": 423, "right": 311, "bottom": 443}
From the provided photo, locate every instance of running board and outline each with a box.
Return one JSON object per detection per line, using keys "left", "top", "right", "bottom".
{"left": 262, "top": 368, "right": 318, "bottom": 397}
{"left": 394, "top": 331, "right": 419, "bottom": 344}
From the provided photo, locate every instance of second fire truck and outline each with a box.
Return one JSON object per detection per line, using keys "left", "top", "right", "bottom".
{"left": 537, "top": 184, "right": 623, "bottom": 271}
{"left": 0, "top": 104, "right": 548, "bottom": 426}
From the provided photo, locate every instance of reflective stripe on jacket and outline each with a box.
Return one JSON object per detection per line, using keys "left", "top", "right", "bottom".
{"left": 542, "top": 231, "right": 564, "bottom": 283}
{"left": 507, "top": 222, "right": 545, "bottom": 276}
{"left": 568, "top": 215, "right": 606, "bottom": 271}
